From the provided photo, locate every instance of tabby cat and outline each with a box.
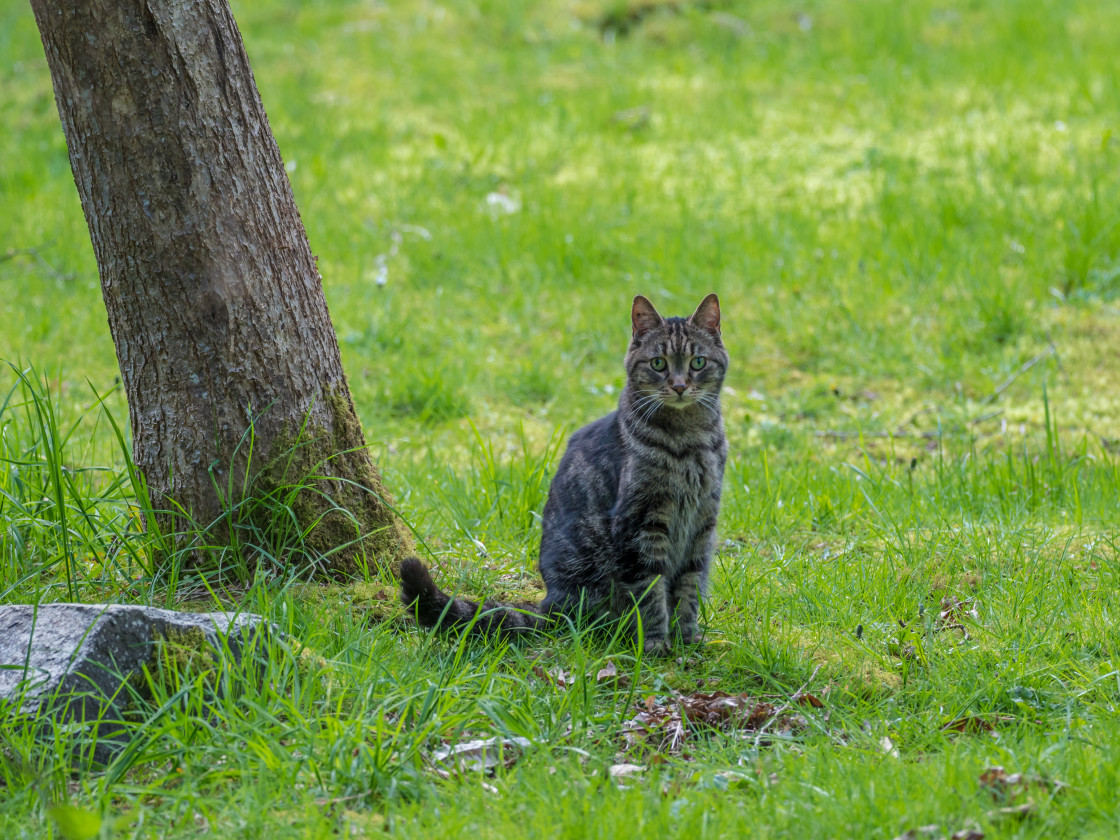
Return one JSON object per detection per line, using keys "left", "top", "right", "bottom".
{"left": 399, "top": 293, "right": 728, "bottom": 653}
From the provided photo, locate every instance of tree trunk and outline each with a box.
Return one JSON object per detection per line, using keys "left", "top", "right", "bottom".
{"left": 29, "top": 0, "right": 411, "bottom": 575}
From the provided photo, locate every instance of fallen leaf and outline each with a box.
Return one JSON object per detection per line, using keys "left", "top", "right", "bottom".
{"left": 976, "top": 764, "right": 1064, "bottom": 824}
{"left": 617, "top": 691, "right": 804, "bottom": 755}
{"left": 978, "top": 765, "right": 1009, "bottom": 787}
{"left": 595, "top": 660, "right": 631, "bottom": 688}
{"left": 533, "top": 661, "right": 631, "bottom": 689}
{"left": 990, "top": 803, "right": 1035, "bottom": 820}
{"left": 620, "top": 706, "right": 688, "bottom": 754}
{"left": 941, "top": 715, "right": 1014, "bottom": 734}
{"left": 608, "top": 763, "right": 645, "bottom": 779}
{"left": 431, "top": 737, "right": 532, "bottom": 773}
{"left": 794, "top": 692, "right": 825, "bottom": 708}
{"left": 532, "top": 665, "right": 572, "bottom": 687}
{"left": 935, "top": 596, "right": 981, "bottom": 636}
{"left": 978, "top": 765, "right": 1064, "bottom": 798}
{"left": 677, "top": 692, "right": 774, "bottom": 728}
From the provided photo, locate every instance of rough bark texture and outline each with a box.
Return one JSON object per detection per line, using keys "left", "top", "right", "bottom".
{"left": 30, "top": 0, "right": 411, "bottom": 574}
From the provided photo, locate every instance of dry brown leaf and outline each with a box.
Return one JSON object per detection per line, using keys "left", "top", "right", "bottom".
{"left": 794, "top": 692, "right": 825, "bottom": 708}
{"left": 617, "top": 691, "right": 804, "bottom": 756}
{"left": 596, "top": 660, "right": 619, "bottom": 681}
{"left": 936, "top": 596, "right": 980, "bottom": 634}
{"left": 677, "top": 692, "right": 774, "bottom": 728}
{"left": 620, "top": 706, "right": 688, "bottom": 754}
{"left": 595, "top": 660, "right": 632, "bottom": 688}
{"left": 941, "top": 715, "right": 1013, "bottom": 734}
{"left": 978, "top": 765, "right": 1010, "bottom": 787}
{"left": 979, "top": 766, "right": 1061, "bottom": 795}
{"left": 532, "top": 666, "right": 573, "bottom": 687}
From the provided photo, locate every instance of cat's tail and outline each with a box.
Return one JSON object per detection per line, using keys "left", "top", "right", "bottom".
{"left": 399, "top": 557, "right": 547, "bottom": 637}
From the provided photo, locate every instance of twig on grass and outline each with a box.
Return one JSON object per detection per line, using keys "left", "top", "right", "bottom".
{"left": 752, "top": 664, "right": 821, "bottom": 749}
{"left": 982, "top": 348, "right": 1054, "bottom": 405}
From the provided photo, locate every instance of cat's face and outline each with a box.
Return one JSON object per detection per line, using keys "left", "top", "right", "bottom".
{"left": 625, "top": 294, "right": 728, "bottom": 412}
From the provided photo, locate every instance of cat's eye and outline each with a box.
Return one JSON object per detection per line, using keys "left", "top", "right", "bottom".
{"left": 649, "top": 357, "right": 667, "bottom": 372}
{"left": 690, "top": 357, "right": 707, "bottom": 371}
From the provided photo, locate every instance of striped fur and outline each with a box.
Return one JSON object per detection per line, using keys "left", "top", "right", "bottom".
{"left": 400, "top": 294, "right": 728, "bottom": 653}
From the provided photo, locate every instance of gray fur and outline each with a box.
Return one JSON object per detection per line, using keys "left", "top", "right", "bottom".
{"left": 400, "top": 294, "right": 728, "bottom": 653}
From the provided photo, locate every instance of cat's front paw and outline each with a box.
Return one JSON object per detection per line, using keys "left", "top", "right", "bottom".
{"left": 643, "top": 638, "right": 671, "bottom": 656}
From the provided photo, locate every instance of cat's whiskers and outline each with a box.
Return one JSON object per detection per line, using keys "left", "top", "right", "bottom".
{"left": 636, "top": 395, "right": 665, "bottom": 425}
{"left": 628, "top": 390, "right": 665, "bottom": 423}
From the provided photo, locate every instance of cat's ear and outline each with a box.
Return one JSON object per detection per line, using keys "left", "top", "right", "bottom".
{"left": 688, "top": 293, "right": 721, "bottom": 335}
{"left": 631, "top": 295, "right": 664, "bottom": 338}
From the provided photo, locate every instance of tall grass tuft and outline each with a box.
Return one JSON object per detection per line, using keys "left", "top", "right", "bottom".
{"left": 0, "top": 367, "right": 154, "bottom": 604}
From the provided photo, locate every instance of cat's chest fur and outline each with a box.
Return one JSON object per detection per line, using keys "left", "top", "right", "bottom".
{"left": 620, "top": 420, "right": 726, "bottom": 568}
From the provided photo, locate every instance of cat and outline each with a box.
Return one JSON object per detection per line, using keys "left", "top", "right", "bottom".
{"left": 399, "top": 293, "right": 728, "bottom": 654}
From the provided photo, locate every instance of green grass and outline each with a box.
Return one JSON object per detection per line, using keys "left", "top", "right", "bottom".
{"left": 5, "top": 0, "right": 1120, "bottom": 836}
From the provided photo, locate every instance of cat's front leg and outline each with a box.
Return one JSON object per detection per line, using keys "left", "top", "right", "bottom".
{"left": 635, "top": 575, "right": 671, "bottom": 653}
{"left": 672, "top": 521, "right": 716, "bottom": 644}
{"left": 609, "top": 494, "right": 675, "bottom": 650}
{"left": 670, "top": 571, "right": 703, "bottom": 645}
{"left": 612, "top": 574, "right": 671, "bottom": 653}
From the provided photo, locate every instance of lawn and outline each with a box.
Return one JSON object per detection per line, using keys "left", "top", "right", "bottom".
{"left": 3, "top": 0, "right": 1120, "bottom": 837}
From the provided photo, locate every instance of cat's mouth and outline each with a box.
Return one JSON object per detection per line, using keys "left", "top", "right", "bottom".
{"left": 664, "top": 390, "right": 697, "bottom": 408}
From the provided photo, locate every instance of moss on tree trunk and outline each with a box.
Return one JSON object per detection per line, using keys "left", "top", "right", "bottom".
{"left": 266, "top": 387, "right": 413, "bottom": 576}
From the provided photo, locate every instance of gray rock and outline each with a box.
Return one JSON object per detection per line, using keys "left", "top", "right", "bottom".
{"left": 0, "top": 603, "right": 275, "bottom": 764}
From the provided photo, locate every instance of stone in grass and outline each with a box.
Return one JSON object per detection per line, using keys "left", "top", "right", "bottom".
{"left": 0, "top": 603, "right": 276, "bottom": 765}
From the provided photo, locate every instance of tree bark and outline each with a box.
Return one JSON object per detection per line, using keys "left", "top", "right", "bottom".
{"left": 29, "top": 0, "right": 411, "bottom": 575}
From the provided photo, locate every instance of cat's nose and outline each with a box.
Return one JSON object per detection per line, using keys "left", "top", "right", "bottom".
{"left": 671, "top": 383, "right": 687, "bottom": 395}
